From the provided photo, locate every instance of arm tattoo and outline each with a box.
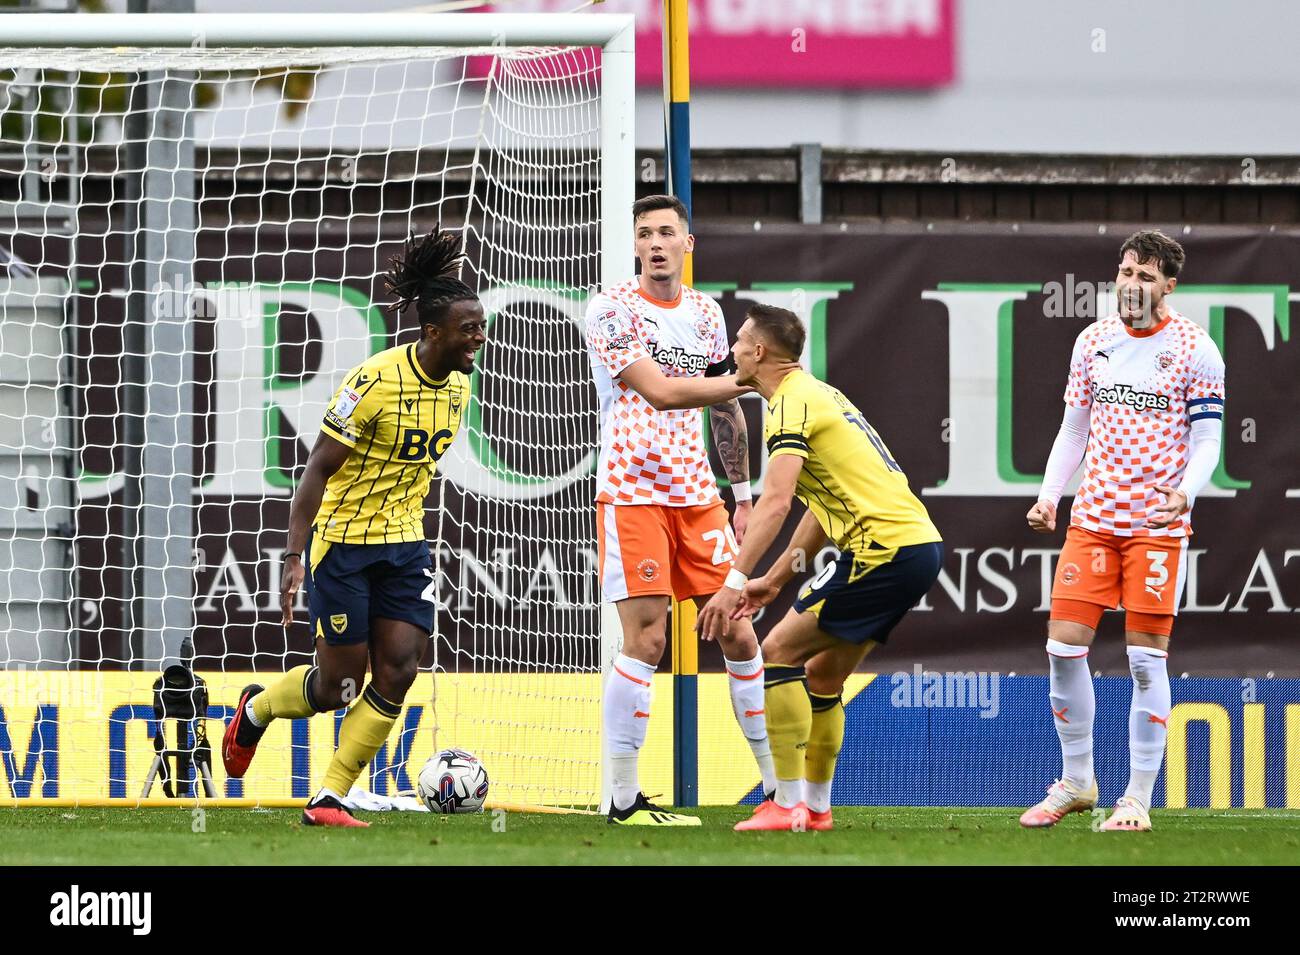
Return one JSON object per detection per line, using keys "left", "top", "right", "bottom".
{"left": 709, "top": 398, "right": 750, "bottom": 487}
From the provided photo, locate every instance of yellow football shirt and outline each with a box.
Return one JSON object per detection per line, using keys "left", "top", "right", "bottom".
{"left": 765, "top": 368, "right": 940, "bottom": 568}
{"left": 314, "top": 342, "right": 469, "bottom": 544}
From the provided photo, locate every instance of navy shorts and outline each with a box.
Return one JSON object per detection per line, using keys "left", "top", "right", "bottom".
{"left": 793, "top": 541, "right": 944, "bottom": 646}
{"left": 304, "top": 528, "right": 436, "bottom": 645}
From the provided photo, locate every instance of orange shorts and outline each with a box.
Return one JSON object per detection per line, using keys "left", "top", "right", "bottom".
{"left": 596, "top": 501, "right": 737, "bottom": 602}
{"left": 1050, "top": 525, "right": 1189, "bottom": 636}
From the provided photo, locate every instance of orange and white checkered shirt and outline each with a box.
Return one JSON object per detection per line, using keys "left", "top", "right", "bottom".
{"left": 1065, "top": 309, "right": 1225, "bottom": 537}
{"left": 585, "top": 279, "right": 731, "bottom": 506}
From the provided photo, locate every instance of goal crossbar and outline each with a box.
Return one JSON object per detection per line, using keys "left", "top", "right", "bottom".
{"left": 0, "top": 12, "right": 635, "bottom": 51}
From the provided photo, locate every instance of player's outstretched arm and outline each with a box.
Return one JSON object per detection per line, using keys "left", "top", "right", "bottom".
{"left": 1029, "top": 403, "right": 1091, "bottom": 533}
{"left": 619, "top": 357, "right": 752, "bottom": 411}
{"left": 280, "top": 433, "right": 350, "bottom": 628}
{"left": 695, "top": 453, "right": 803, "bottom": 640}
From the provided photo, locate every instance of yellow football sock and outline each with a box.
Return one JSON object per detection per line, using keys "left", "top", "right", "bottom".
{"left": 806, "top": 691, "right": 845, "bottom": 784}
{"left": 252, "top": 664, "right": 318, "bottom": 725}
{"left": 321, "top": 684, "right": 401, "bottom": 796}
{"left": 764, "top": 664, "right": 812, "bottom": 783}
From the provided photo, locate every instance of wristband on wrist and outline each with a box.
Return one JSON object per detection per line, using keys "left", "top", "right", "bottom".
{"left": 284, "top": 552, "right": 301, "bottom": 561}
{"left": 724, "top": 568, "right": 749, "bottom": 591}
{"left": 730, "top": 482, "right": 752, "bottom": 504}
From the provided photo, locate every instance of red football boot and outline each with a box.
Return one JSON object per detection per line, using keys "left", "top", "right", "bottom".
{"left": 302, "top": 792, "right": 370, "bottom": 828}
{"left": 221, "top": 684, "right": 266, "bottom": 780}
{"left": 734, "top": 800, "right": 811, "bottom": 832}
{"left": 806, "top": 808, "right": 833, "bottom": 831}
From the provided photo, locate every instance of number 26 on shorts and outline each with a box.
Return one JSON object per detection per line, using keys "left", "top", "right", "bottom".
{"left": 702, "top": 525, "right": 740, "bottom": 565}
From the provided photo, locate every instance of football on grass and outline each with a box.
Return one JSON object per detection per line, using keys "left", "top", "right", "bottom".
{"left": 418, "top": 748, "right": 489, "bottom": 814}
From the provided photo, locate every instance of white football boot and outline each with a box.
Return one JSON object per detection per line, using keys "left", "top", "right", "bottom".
{"left": 1018, "top": 778, "right": 1098, "bottom": 828}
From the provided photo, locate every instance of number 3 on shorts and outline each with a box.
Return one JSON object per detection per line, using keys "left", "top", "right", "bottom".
{"left": 702, "top": 526, "right": 740, "bottom": 565}
{"left": 1144, "top": 550, "right": 1168, "bottom": 597}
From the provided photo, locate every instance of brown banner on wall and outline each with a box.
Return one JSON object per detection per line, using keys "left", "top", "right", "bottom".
{"left": 57, "top": 224, "right": 1299, "bottom": 676}
{"left": 695, "top": 225, "right": 1299, "bottom": 676}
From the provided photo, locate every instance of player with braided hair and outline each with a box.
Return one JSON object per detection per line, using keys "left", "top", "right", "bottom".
{"left": 222, "top": 229, "right": 485, "bottom": 827}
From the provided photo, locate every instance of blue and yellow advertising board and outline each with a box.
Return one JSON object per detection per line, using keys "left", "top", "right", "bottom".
{"left": 2, "top": 672, "right": 1295, "bottom": 808}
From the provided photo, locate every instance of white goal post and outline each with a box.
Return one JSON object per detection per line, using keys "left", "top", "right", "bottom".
{"left": 0, "top": 11, "right": 632, "bottom": 810}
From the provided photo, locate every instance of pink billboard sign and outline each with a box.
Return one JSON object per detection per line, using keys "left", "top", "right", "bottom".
{"left": 480, "top": 1, "right": 955, "bottom": 89}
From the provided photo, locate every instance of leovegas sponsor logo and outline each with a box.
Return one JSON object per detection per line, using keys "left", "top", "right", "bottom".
{"left": 1092, "top": 382, "right": 1171, "bottom": 412}
{"left": 651, "top": 344, "right": 709, "bottom": 374}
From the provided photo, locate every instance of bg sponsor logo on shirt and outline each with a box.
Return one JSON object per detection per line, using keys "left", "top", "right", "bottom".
{"left": 1092, "top": 383, "right": 1170, "bottom": 412}
{"left": 652, "top": 344, "right": 709, "bottom": 374}
{"left": 396, "top": 428, "right": 455, "bottom": 462}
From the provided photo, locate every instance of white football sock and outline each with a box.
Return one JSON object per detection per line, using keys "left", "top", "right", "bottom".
{"left": 804, "top": 779, "right": 832, "bottom": 814}
{"left": 1124, "top": 645, "right": 1171, "bottom": 811}
{"left": 605, "top": 652, "right": 655, "bottom": 812}
{"left": 245, "top": 696, "right": 267, "bottom": 728}
{"left": 1047, "top": 638, "right": 1095, "bottom": 790}
{"left": 774, "top": 778, "right": 803, "bottom": 809}
{"left": 725, "top": 651, "right": 777, "bottom": 795}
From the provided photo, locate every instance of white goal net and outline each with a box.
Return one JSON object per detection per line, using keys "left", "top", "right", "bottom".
{"left": 0, "top": 13, "right": 633, "bottom": 810}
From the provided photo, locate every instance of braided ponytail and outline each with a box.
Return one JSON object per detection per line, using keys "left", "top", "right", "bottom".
{"left": 385, "top": 228, "right": 478, "bottom": 324}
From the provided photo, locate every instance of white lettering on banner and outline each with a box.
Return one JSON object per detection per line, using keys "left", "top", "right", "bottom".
{"left": 975, "top": 548, "right": 1016, "bottom": 612}
{"left": 184, "top": 542, "right": 1296, "bottom": 619}
{"left": 449, "top": 547, "right": 510, "bottom": 612}
{"left": 519, "top": 549, "right": 577, "bottom": 608}
{"left": 190, "top": 543, "right": 599, "bottom": 618}
{"left": 196, "top": 547, "right": 256, "bottom": 613}
{"left": 204, "top": 282, "right": 381, "bottom": 497}
{"left": 921, "top": 288, "right": 1043, "bottom": 498}
{"left": 918, "top": 546, "right": 973, "bottom": 610}
{"left": 1230, "top": 550, "right": 1290, "bottom": 613}
{"left": 1020, "top": 549, "right": 1057, "bottom": 612}
{"left": 194, "top": 547, "right": 303, "bottom": 615}
{"left": 907, "top": 546, "right": 1296, "bottom": 615}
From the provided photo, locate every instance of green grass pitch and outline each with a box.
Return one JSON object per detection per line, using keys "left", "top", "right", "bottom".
{"left": 3, "top": 807, "right": 1298, "bottom": 865}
